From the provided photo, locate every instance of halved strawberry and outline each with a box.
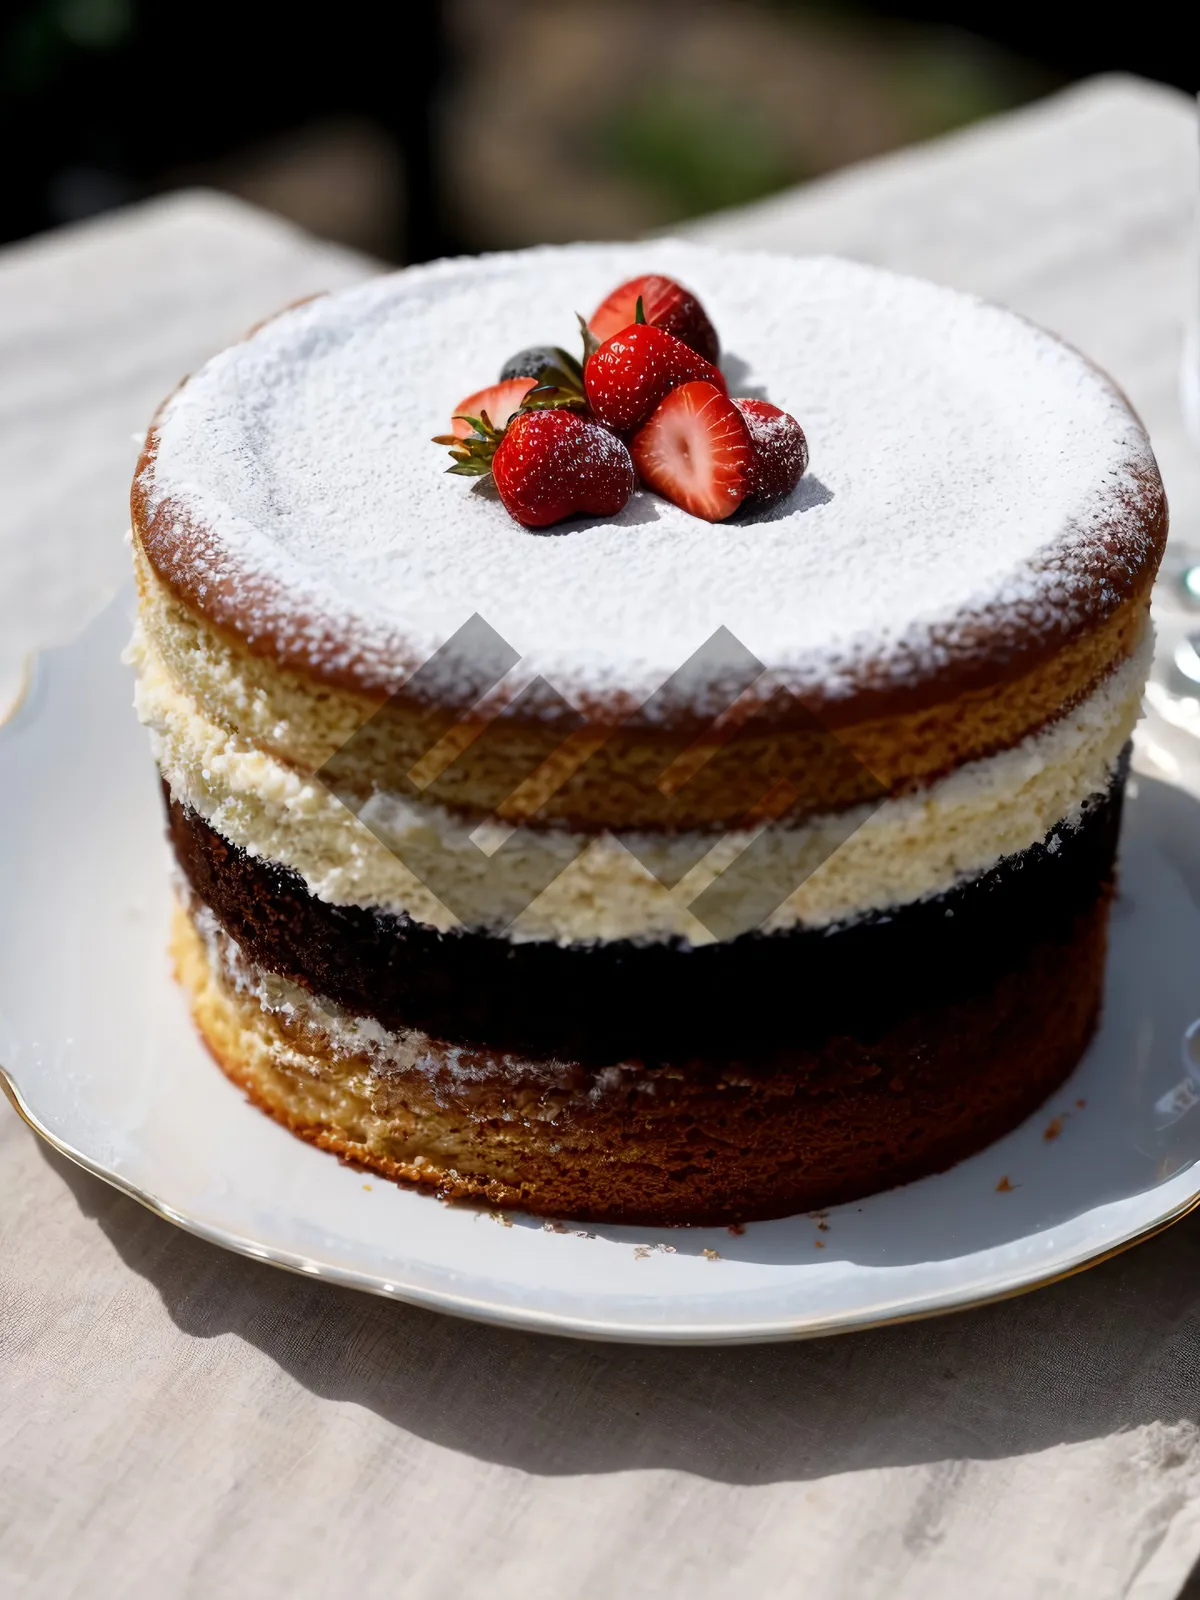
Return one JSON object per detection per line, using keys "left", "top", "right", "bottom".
{"left": 588, "top": 275, "right": 719, "bottom": 363}
{"left": 630, "top": 381, "right": 751, "bottom": 523}
{"left": 448, "top": 377, "right": 537, "bottom": 439}
{"left": 584, "top": 324, "right": 725, "bottom": 435}
{"left": 733, "top": 398, "right": 809, "bottom": 504}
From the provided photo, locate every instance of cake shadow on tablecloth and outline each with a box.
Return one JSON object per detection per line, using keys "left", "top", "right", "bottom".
{"left": 37, "top": 1139, "right": 1200, "bottom": 1483}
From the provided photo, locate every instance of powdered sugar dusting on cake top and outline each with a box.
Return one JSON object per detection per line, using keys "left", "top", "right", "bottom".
{"left": 138, "top": 242, "right": 1163, "bottom": 709}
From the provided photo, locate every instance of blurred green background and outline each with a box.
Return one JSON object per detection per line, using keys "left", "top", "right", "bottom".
{"left": 0, "top": 0, "right": 1189, "bottom": 259}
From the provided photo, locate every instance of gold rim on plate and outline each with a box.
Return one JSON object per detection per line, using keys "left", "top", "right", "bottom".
{"left": 0, "top": 654, "right": 34, "bottom": 730}
{"left": 5, "top": 1057, "right": 1200, "bottom": 1345}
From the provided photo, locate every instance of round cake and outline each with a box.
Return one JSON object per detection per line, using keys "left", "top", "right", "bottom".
{"left": 128, "top": 241, "right": 1166, "bottom": 1224}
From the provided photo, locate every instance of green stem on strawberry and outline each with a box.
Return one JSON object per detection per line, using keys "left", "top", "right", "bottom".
{"left": 521, "top": 362, "right": 589, "bottom": 413}
{"left": 434, "top": 409, "right": 506, "bottom": 476}
{"left": 577, "top": 312, "right": 600, "bottom": 362}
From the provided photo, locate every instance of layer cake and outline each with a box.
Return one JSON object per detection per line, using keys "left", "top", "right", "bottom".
{"left": 128, "top": 242, "right": 1166, "bottom": 1223}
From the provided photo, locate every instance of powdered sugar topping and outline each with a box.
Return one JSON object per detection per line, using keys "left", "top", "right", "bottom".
{"left": 140, "top": 242, "right": 1161, "bottom": 707}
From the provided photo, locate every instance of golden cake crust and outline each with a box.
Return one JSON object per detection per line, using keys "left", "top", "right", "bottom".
{"left": 134, "top": 539, "right": 1154, "bottom": 830}
{"left": 131, "top": 245, "right": 1168, "bottom": 764}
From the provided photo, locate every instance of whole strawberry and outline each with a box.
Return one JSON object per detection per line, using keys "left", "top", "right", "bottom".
{"left": 584, "top": 323, "right": 726, "bottom": 434}
{"left": 437, "top": 408, "right": 634, "bottom": 530}
{"left": 589, "top": 275, "right": 719, "bottom": 364}
{"left": 734, "top": 399, "right": 809, "bottom": 504}
{"left": 495, "top": 411, "right": 635, "bottom": 528}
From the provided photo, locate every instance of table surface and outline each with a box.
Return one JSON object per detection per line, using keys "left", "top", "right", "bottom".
{"left": 3, "top": 75, "right": 1200, "bottom": 1600}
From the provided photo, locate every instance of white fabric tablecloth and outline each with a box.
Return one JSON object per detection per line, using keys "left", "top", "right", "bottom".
{"left": 3, "top": 75, "right": 1200, "bottom": 1600}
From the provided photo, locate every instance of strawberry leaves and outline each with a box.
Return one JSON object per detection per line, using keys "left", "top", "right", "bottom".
{"left": 521, "top": 346, "right": 588, "bottom": 414}
{"left": 435, "top": 409, "right": 505, "bottom": 476}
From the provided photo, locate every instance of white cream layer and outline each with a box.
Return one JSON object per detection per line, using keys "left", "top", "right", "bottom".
{"left": 133, "top": 623, "right": 1149, "bottom": 946}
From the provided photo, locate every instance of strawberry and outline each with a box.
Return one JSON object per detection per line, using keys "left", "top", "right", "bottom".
{"left": 588, "top": 275, "right": 719, "bottom": 364}
{"left": 733, "top": 399, "right": 809, "bottom": 504}
{"left": 495, "top": 410, "right": 635, "bottom": 528}
{"left": 630, "top": 381, "right": 752, "bottom": 523}
{"left": 584, "top": 324, "right": 725, "bottom": 434}
{"left": 500, "top": 345, "right": 575, "bottom": 381}
{"left": 438, "top": 408, "right": 634, "bottom": 530}
{"left": 448, "top": 377, "right": 537, "bottom": 440}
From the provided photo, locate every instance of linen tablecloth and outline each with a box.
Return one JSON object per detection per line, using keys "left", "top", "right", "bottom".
{"left": 3, "top": 75, "right": 1200, "bottom": 1600}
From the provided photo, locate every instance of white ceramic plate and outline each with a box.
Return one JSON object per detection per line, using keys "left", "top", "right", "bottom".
{"left": 4, "top": 593, "right": 1200, "bottom": 1345}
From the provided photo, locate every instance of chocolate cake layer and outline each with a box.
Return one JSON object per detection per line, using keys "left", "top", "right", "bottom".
{"left": 166, "top": 754, "right": 1126, "bottom": 1067}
